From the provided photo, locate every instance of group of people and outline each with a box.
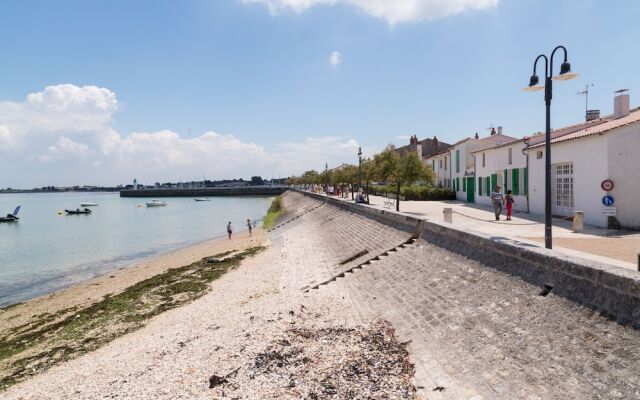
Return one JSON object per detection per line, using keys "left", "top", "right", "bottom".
{"left": 226, "top": 219, "right": 253, "bottom": 239}
{"left": 490, "top": 186, "right": 516, "bottom": 221}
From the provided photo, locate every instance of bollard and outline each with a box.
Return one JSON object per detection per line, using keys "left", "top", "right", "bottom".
{"left": 637, "top": 253, "right": 639, "bottom": 272}
{"left": 572, "top": 211, "right": 584, "bottom": 233}
{"left": 443, "top": 208, "right": 453, "bottom": 223}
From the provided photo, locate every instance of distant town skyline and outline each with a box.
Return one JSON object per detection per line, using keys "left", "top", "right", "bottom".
{"left": 1, "top": 0, "right": 639, "bottom": 187}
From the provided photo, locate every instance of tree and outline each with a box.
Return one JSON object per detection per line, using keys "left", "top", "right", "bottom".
{"left": 361, "top": 158, "right": 377, "bottom": 204}
{"left": 375, "top": 145, "right": 401, "bottom": 210}
{"left": 397, "top": 152, "right": 432, "bottom": 209}
{"left": 251, "top": 176, "right": 264, "bottom": 185}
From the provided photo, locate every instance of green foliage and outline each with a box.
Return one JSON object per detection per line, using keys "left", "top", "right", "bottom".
{"left": 370, "top": 183, "right": 455, "bottom": 201}
{"left": 262, "top": 196, "right": 284, "bottom": 229}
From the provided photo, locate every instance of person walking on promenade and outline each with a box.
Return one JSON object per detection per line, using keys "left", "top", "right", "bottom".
{"left": 491, "top": 186, "right": 505, "bottom": 221}
{"left": 505, "top": 190, "right": 515, "bottom": 221}
{"left": 246, "top": 218, "right": 253, "bottom": 236}
{"left": 227, "top": 221, "right": 233, "bottom": 239}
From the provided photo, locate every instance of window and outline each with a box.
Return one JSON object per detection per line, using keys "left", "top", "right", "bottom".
{"left": 508, "top": 148, "right": 513, "bottom": 165}
{"left": 444, "top": 156, "right": 447, "bottom": 170}
{"left": 439, "top": 159, "right": 442, "bottom": 168}
{"left": 536, "top": 150, "right": 543, "bottom": 159}
{"left": 482, "top": 153, "right": 486, "bottom": 167}
{"left": 455, "top": 150, "right": 460, "bottom": 173}
{"left": 432, "top": 160, "right": 435, "bottom": 170}
{"left": 463, "top": 177, "right": 466, "bottom": 192}
{"left": 478, "top": 177, "right": 483, "bottom": 196}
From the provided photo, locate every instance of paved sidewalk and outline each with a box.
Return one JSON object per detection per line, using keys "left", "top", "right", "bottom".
{"left": 319, "top": 191, "right": 640, "bottom": 269}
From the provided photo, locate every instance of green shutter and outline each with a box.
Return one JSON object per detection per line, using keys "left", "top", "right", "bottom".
{"left": 524, "top": 167, "right": 529, "bottom": 195}
{"left": 463, "top": 176, "right": 466, "bottom": 192}
{"left": 455, "top": 150, "right": 460, "bottom": 173}
{"left": 504, "top": 169, "right": 508, "bottom": 191}
{"left": 486, "top": 176, "right": 490, "bottom": 195}
{"left": 512, "top": 168, "right": 519, "bottom": 195}
{"left": 491, "top": 174, "right": 497, "bottom": 192}
{"left": 456, "top": 177, "right": 460, "bottom": 191}
{"left": 478, "top": 177, "right": 482, "bottom": 196}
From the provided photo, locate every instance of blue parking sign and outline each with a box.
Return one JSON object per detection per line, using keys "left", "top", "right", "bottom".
{"left": 602, "top": 195, "right": 615, "bottom": 206}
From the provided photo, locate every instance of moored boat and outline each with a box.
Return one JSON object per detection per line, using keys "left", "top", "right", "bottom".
{"left": 80, "top": 202, "right": 99, "bottom": 207}
{"left": 146, "top": 200, "right": 167, "bottom": 207}
{"left": 0, "top": 206, "right": 21, "bottom": 222}
{"left": 194, "top": 198, "right": 210, "bottom": 202}
{"left": 65, "top": 208, "right": 92, "bottom": 215}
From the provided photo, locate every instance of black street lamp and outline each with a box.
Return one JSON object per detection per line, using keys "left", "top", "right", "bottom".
{"left": 325, "top": 162, "right": 329, "bottom": 197}
{"left": 358, "top": 147, "right": 363, "bottom": 190}
{"left": 524, "top": 45, "right": 578, "bottom": 249}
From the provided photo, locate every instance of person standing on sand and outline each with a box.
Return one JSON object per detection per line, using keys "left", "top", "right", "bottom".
{"left": 227, "top": 221, "right": 233, "bottom": 239}
{"left": 247, "top": 219, "right": 252, "bottom": 236}
{"left": 490, "top": 186, "right": 505, "bottom": 221}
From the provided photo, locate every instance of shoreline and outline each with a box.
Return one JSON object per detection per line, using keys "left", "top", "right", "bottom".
{"left": 0, "top": 227, "right": 267, "bottom": 334}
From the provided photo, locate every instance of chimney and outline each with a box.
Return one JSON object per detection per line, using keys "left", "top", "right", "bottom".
{"left": 490, "top": 127, "right": 496, "bottom": 136}
{"left": 497, "top": 126, "right": 503, "bottom": 135}
{"left": 433, "top": 136, "right": 439, "bottom": 153}
{"left": 474, "top": 132, "right": 479, "bottom": 139}
{"left": 585, "top": 109, "right": 600, "bottom": 121}
{"left": 614, "top": 89, "right": 630, "bottom": 119}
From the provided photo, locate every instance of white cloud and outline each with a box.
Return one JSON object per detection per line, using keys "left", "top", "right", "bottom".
{"left": 329, "top": 50, "right": 342, "bottom": 66}
{"left": 39, "top": 136, "right": 91, "bottom": 162}
{"left": 242, "top": 0, "right": 499, "bottom": 24}
{"left": 0, "top": 84, "right": 362, "bottom": 187}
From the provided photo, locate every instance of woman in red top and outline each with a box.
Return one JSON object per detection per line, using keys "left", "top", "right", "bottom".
{"left": 505, "top": 190, "right": 515, "bottom": 221}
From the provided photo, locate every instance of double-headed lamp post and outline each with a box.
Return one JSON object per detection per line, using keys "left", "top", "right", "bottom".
{"left": 358, "top": 147, "right": 363, "bottom": 190}
{"left": 523, "top": 45, "right": 578, "bottom": 249}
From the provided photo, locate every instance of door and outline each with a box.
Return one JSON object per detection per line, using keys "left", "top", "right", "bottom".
{"left": 552, "top": 163, "right": 574, "bottom": 216}
{"left": 466, "top": 177, "right": 475, "bottom": 203}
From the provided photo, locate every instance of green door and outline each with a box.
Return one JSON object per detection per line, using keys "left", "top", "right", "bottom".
{"left": 466, "top": 177, "right": 475, "bottom": 203}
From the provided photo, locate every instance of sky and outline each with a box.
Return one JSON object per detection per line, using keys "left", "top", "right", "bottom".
{"left": 1, "top": 0, "right": 639, "bottom": 188}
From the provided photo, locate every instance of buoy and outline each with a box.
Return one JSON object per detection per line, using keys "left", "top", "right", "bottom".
{"left": 57, "top": 212, "right": 63, "bottom": 215}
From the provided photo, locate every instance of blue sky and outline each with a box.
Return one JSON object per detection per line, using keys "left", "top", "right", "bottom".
{"left": 1, "top": 0, "right": 639, "bottom": 186}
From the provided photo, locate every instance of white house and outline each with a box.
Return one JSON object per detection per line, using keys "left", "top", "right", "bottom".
{"left": 449, "top": 129, "right": 517, "bottom": 202}
{"left": 425, "top": 151, "right": 451, "bottom": 188}
{"left": 472, "top": 138, "right": 528, "bottom": 211}
{"left": 525, "top": 91, "right": 640, "bottom": 229}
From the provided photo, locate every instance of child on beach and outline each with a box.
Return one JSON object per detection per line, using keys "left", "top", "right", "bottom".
{"left": 227, "top": 221, "right": 233, "bottom": 239}
{"left": 505, "top": 190, "right": 515, "bottom": 221}
{"left": 247, "top": 219, "right": 252, "bottom": 236}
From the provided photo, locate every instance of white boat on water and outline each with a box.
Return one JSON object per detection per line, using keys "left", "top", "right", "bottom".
{"left": 194, "top": 198, "right": 210, "bottom": 202}
{"left": 80, "top": 202, "right": 99, "bottom": 207}
{"left": 145, "top": 200, "right": 167, "bottom": 207}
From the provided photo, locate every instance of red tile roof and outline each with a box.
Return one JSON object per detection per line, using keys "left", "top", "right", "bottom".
{"left": 528, "top": 107, "right": 640, "bottom": 148}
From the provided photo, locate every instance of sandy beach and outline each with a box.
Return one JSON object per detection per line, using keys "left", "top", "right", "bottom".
{"left": 0, "top": 229, "right": 267, "bottom": 333}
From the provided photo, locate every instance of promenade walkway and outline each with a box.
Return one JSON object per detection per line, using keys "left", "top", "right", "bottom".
{"left": 354, "top": 192, "right": 639, "bottom": 270}
{"left": 274, "top": 191, "right": 640, "bottom": 399}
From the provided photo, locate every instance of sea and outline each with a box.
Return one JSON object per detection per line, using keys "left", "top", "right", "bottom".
{"left": 0, "top": 192, "right": 274, "bottom": 307}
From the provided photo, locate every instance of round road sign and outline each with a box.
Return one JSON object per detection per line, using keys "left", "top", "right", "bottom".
{"left": 602, "top": 195, "right": 615, "bottom": 207}
{"left": 601, "top": 179, "right": 614, "bottom": 191}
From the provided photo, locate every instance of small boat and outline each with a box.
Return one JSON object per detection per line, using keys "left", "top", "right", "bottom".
{"left": 146, "top": 200, "right": 167, "bottom": 207}
{"left": 0, "top": 206, "right": 20, "bottom": 222}
{"left": 194, "top": 198, "right": 210, "bottom": 202}
{"left": 65, "top": 208, "right": 92, "bottom": 215}
{"left": 80, "top": 202, "right": 99, "bottom": 207}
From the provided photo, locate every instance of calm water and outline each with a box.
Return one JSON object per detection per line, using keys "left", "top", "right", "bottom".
{"left": 0, "top": 192, "right": 274, "bottom": 306}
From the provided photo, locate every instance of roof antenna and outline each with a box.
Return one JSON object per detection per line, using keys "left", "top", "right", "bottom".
{"left": 577, "top": 83, "right": 594, "bottom": 118}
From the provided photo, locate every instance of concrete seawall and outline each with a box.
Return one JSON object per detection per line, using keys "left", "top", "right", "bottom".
{"left": 120, "top": 186, "right": 286, "bottom": 198}
{"left": 295, "top": 190, "right": 640, "bottom": 327}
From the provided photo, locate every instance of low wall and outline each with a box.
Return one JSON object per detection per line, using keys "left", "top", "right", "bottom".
{"left": 120, "top": 186, "right": 286, "bottom": 197}
{"left": 294, "top": 190, "right": 640, "bottom": 327}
